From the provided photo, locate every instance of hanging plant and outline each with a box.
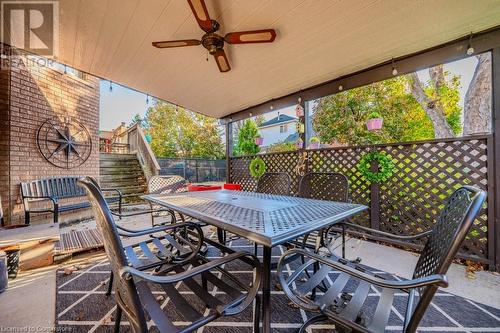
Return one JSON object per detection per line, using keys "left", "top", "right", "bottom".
{"left": 254, "top": 134, "right": 264, "bottom": 146}
{"left": 366, "top": 111, "right": 383, "bottom": 131}
{"left": 249, "top": 157, "right": 266, "bottom": 179}
{"left": 358, "top": 151, "right": 394, "bottom": 183}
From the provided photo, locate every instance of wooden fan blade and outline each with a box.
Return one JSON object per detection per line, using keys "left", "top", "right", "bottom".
{"left": 152, "top": 39, "right": 201, "bottom": 48}
{"left": 224, "top": 29, "right": 276, "bottom": 44}
{"left": 187, "top": 0, "right": 212, "bottom": 32}
{"left": 213, "top": 49, "right": 230, "bottom": 73}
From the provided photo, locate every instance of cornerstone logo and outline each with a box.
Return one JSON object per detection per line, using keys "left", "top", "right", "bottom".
{"left": 1, "top": 0, "right": 59, "bottom": 56}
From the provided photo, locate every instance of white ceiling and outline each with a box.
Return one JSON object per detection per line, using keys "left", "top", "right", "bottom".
{"left": 51, "top": 0, "right": 500, "bottom": 118}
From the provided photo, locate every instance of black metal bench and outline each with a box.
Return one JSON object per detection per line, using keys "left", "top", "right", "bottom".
{"left": 20, "top": 176, "right": 122, "bottom": 224}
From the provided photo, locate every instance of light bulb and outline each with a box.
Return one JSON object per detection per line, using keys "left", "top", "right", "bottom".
{"left": 466, "top": 46, "right": 474, "bottom": 55}
{"left": 338, "top": 85, "right": 343, "bottom": 91}
{"left": 392, "top": 67, "right": 398, "bottom": 76}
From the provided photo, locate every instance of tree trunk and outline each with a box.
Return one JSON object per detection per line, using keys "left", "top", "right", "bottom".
{"left": 463, "top": 53, "right": 492, "bottom": 136}
{"left": 408, "top": 68, "right": 455, "bottom": 138}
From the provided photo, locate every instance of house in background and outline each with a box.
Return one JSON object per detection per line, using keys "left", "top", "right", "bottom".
{"left": 257, "top": 113, "right": 298, "bottom": 150}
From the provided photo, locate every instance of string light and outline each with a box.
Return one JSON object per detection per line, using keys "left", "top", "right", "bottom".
{"left": 270, "top": 105, "right": 274, "bottom": 110}
{"left": 249, "top": 112, "right": 253, "bottom": 117}
{"left": 338, "top": 85, "right": 343, "bottom": 91}
{"left": 466, "top": 32, "right": 474, "bottom": 55}
{"left": 391, "top": 58, "right": 398, "bottom": 76}
{"left": 298, "top": 97, "right": 302, "bottom": 104}
{"left": 109, "top": 81, "right": 113, "bottom": 92}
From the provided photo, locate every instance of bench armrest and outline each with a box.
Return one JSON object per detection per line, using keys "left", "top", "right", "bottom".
{"left": 22, "top": 195, "right": 58, "bottom": 203}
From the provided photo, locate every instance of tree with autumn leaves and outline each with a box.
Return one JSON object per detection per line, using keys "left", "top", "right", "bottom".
{"left": 313, "top": 55, "right": 491, "bottom": 145}
{"left": 134, "top": 101, "right": 225, "bottom": 159}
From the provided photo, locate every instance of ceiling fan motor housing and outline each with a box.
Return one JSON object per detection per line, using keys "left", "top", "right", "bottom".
{"left": 202, "top": 33, "right": 225, "bottom": 54}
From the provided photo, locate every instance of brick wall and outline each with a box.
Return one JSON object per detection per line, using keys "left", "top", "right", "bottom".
{"left": 1, "top": 44, "right": 100, "bottom": 225}
{"left": 0, "top": 46, "right": 10, "bottom": 224}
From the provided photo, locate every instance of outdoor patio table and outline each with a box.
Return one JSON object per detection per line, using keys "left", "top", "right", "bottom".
{"left": 142, "top": 189, "right": 367, "bottom": 333}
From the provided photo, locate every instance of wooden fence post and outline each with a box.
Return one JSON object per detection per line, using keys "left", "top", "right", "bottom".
{"left": 370, "top": 159, "right": 380, "bottom": 230}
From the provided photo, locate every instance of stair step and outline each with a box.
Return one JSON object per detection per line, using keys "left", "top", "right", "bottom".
{"left": 99, "top": 153, "right": 147, "bottom": 197}
{"left": 100, "top": 153, "right": 137, "bottom": 160}
{"left": 114, "top": 186, "right": 147, "bottom": 195}
{"left": 100, "top": 159, "right": 140, "bottom": 167}
{"left": 99, "top": 165, "right": 143, "bottom": 173}
{"left": 100, "top": 174, "right": 146, "bottom": 181}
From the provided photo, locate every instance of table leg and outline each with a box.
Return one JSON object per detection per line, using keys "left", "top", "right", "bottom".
{"left": 262, "top": 245, "right": 272, "bottom": 333}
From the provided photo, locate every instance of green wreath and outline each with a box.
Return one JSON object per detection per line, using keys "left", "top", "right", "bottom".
{"left": 358, "top": 151, "right": 394, "bottom": 183}
{"left": 249, "top": 157, "right": 266, "bottom": 179}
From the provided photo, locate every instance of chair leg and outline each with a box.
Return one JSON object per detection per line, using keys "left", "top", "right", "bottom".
{"left": 341, "top": 224, "right": 346, "bottom": 259}
{"left": 113, "top": 306, "right": 122, "bottom": 333}
{"left": 298, "top": 314, "right": 329, "bottom": 333}
{"left": 201, "top": 274, "right": 208, "bottom": 291}
{"left": 106, "top": 271, "right": 114, "bottom": 297}
{"left": 253, "top": 295, "right": 261, "bottom": 333}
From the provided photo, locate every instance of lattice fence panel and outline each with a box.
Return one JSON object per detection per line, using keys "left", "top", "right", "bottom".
{"left": 229, "top": 136, "right": 491, "bottom": 263}
{"left": 308, "top": 147, "right": 372, "bottom": 227}
{"left": 230, "top": 156, "right": 257, "bottom": 191}
{"left": 377, "top": 138, "right": 489, "bottom": 261}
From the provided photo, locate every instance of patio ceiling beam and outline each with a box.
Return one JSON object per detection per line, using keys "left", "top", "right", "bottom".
{"left": 221, "top": 25, "right": 500, "bottom": 124}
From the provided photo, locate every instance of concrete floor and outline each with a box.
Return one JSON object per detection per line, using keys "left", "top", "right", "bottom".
{"left": 1, "top": 211, "right": 500, "bottom": 329}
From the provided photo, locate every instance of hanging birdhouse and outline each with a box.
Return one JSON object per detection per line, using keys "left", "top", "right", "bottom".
{"left": 295, "top": 104, "right": 304, "bottom": 117}
{"left": 297, "top": 122, "right": 305, "bottom": 134}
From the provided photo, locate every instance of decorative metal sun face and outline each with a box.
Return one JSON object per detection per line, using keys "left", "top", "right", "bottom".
{"left": 37, "top": 117, "right": 92, "bottom": 169}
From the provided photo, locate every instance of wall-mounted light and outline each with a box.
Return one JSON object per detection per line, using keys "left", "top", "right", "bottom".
{"left": 466, "top": 32, "right": 474, "bottom": 55}
{"left": 391, "top": 58, "right": 398, "bottom": 76}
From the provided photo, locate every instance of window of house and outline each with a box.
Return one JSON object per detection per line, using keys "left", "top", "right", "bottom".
{"left": 280, "top": 124, "right": 288, "bottom": 133}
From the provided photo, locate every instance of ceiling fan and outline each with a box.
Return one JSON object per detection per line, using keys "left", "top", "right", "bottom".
{"left": 152, "top": 0, "right": 277, "bottom": 73}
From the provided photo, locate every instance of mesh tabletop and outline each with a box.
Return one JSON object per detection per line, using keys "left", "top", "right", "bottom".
{"left": 143, "top": 190, "right": 367, "bottom": 247}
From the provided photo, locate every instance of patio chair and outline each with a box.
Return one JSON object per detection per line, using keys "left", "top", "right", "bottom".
{"left": 85, "top": 177, "right": 203, "bottom": 297}
{"left": 277, "top": 186, "right": 486, "bottom": 333}
{"left": 256, "top": 172, "right": 291, "bottom": 196}
{"left": 148, "top": 175, "right": 189, "bottom": 226}
{"left": 298, "top": 172, "right": 349, "bottom": 250}
{"left": 78, "top": 177, "right": 262, "bottom": 333}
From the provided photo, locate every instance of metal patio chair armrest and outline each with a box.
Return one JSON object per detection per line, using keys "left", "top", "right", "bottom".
{"left": 100, "top": 187, "right": 123, "bottom": 214}
{"left": 115, "top": 221, "right": 202, "bottom": 238}
{"left": 120, "top": 251, "right": 260, "bottom": 286}
{"left": 330, "top": 221, "right": 433, "bottom": 241}
{"left": 111, "top": 207, "right": 174, "bottom": 219}
{"left": 278, "top": 249, "right": 448, "bottom": 291}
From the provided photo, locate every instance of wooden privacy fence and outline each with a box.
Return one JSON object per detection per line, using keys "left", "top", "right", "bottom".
{"left": 229, "top": 134, "right": 496, "bottom": 269}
